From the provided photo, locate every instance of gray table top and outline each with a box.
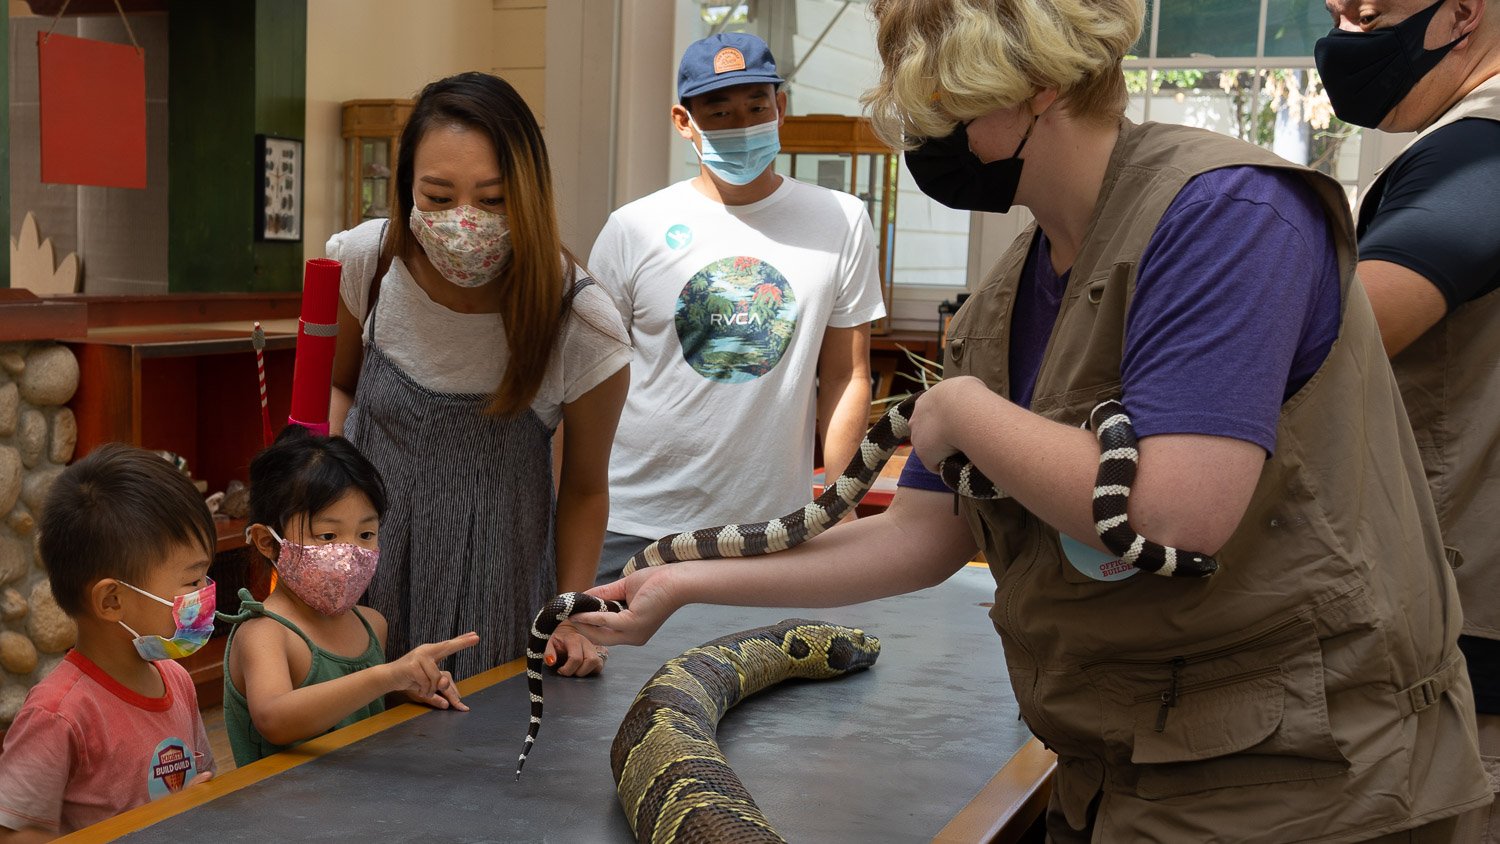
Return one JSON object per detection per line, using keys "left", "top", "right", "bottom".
{"left": 117, "top": 565, "right": 1030, "bottom": 843}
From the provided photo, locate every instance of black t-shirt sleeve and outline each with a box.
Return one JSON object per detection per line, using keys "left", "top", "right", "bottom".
{"left": 1459, "top": 635, "right": 1500, "bottom": 714}
{"left": 1358, "top": 117, "right": 1500, "bottom": 309}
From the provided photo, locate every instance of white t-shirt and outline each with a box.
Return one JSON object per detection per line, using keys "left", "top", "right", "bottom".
{"left": 327, "top": 219, "right": 630, "bottom": 429}
{"left": 591, "top": 176, "right": 887, "bottom": 538}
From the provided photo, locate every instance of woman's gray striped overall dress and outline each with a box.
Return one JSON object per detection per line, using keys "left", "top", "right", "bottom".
{"left": 345, "top": 285, "right": 558, "bottom": 681}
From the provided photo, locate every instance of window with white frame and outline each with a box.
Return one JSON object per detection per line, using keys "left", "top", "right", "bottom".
{"left": 1126, "top": 0, "right": 1364, "bottom": 205}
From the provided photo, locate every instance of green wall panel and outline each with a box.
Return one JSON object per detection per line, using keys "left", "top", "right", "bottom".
{"left": 168, "top": 0, "right": 305, "bottom": 293}
{"left": 251, "top": 0, "right": 307, "bottom": 291}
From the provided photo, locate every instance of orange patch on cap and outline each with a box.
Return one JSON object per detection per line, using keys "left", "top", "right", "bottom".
{"left": 714, "top": 47, "right": 747, "bottom": 74}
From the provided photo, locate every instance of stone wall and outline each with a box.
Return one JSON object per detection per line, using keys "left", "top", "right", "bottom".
{"left": 0, "top": 341, "right": 80, "bottom": 727}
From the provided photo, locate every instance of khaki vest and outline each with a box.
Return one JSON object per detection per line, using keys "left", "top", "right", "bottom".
{"left": 1358, "top": 75, "right": 1500, "bottom": 640}
{"left": 945, "top": 120, "right": 1488, "bottom": 842}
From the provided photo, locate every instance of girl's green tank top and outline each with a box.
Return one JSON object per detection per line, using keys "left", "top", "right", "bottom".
{"left": 221, "top": 588, "right": 386, "bottom": 766}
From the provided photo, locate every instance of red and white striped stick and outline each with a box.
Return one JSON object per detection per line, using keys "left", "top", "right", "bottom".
{"left": 252, "top": 322, "right": 272, "bottom": 446}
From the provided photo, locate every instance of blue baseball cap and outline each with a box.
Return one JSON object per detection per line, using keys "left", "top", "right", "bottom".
{"left": 677, "top": 33, "right": 784, "bottom": 102}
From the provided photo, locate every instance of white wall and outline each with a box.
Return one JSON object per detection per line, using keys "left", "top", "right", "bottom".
{"left": 302, "top": 0, "right": 546, "bottom": 261}
{"left": 544, "top": 0, "right": 622, "bottom": 257}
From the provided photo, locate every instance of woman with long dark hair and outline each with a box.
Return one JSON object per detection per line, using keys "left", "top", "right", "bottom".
{"left": 327, "top": 72, "right": 629, "bottom": 680}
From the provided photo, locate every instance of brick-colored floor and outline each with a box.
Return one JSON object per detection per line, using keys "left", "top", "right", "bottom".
{"left": 200, "top": 706, "right": 237, "bottom": 773}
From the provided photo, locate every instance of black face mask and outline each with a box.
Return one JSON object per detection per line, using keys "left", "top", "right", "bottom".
{"left": 1314, "top": 0, "right": 1469, "bottom": 129}
{"left": 904, "top": 114, "right": 1037, "bottom": 213}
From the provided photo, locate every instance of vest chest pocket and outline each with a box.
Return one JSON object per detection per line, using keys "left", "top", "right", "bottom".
{"left": 1082, "top": 616, "right": 1350, "bottom": 799}
{"left": 941, "top": 335, "right": 1008, "bottom": 391}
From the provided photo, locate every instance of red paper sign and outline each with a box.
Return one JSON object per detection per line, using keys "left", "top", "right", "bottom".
{"left": 37, "top": 32, "right": 147, "bottom": 189}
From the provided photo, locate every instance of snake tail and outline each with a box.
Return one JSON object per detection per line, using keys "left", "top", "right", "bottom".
{"left": 1088, "top": 400, "right": 1219, "bottom": 578}
{"left": 517, "top": 591, "right": 626, "bottom": 779}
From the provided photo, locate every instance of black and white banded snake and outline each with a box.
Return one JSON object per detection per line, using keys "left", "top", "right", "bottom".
{"left": 516, "top": 392, "right": 1220, "bottom": 779}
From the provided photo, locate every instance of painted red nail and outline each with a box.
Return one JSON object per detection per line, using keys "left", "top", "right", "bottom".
{"left": 544, "top": 654, "right": 556, "bottom": 666}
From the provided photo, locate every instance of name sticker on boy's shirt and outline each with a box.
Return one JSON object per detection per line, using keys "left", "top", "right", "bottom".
{"left": 146, "top": 737, "right": 200, "bottom": 799}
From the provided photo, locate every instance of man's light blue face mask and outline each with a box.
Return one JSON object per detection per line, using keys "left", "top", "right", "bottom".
{"left": 689, "top": 115, "right": 782, "bottom": 185}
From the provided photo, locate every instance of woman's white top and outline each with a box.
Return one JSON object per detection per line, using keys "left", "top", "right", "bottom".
{"left": 327, "top": 219, "right": 630, "bottom": 428}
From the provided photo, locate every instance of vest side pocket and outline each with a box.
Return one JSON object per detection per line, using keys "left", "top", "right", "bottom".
{"left": 1083, "top": 616, "right": 1350, "bottom": 799}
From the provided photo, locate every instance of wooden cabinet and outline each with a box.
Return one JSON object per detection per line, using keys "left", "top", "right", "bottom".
{"left": 776, "top": 115, "right": 899, "bottom": 334}
{"left": 342, "top": 99, "right": 415, "bottom": 230}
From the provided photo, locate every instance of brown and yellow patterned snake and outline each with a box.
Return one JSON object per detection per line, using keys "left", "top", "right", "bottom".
{"left": 515, "top": 393, "right": 1219, "bottom": 840}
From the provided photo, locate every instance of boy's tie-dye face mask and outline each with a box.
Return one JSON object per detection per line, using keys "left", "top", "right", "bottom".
{"left": 118, "top": 578, "right": 217, "bottom": 661}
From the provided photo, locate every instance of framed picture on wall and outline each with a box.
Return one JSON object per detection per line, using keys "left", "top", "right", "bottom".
{"left": 256, "top": 135, "right": 303, "bottom": 241}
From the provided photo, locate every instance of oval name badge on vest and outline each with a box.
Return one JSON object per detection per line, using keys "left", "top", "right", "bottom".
{"left": 1060, "top": 534, "right": 1139, "bottom": 581}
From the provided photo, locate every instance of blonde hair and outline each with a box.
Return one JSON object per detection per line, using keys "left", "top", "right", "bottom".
{"left": 864, "top": 0, "right": 1144, "bottom": 148}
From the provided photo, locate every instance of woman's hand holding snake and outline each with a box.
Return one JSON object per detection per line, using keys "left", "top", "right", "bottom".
{"left": 546, "top": 620, "right": 607, "bottom": 676}
{"left": 908, "top": 376, "right": 990, "bottom": 469}
{"left": 573, "top": 565, "right": 684, "bottom": 647}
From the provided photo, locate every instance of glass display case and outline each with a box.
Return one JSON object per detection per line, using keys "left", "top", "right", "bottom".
{"left": 341, "top": 99, "right": 415, "bottom": 229}
{"left": 775, "top": 115, "right": 899, "bottom": 334}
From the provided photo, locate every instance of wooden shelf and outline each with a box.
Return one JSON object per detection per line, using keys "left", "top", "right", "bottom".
{"left": 871, "top": 328, "right": 941, "bottom": 359}
{"left": 65, "top": 318, "right": 299, "bottom": 497}
{"left": 53, "top": 292, "right": 303, "bottom": 329}
{"left": 779, "top": 114, "right": 894, "bottom": 154}
{"left": 216, "top": 519, "right": 249, "bottom": 554}
{"left": 0, "top": 289, "right": 87, "bottom": 341}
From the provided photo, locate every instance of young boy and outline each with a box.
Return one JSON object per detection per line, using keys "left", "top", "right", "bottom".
{"left": 0, "top": 445, "right": 218, "bottom": 841}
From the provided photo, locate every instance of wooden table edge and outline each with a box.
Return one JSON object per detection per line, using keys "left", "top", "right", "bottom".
{"left": 931, "top": 737, "right": 1056, "bottom": 844}
{"left": 65, "top": 562, "right": 1032, "bottom": 843}
{"left": 57, "top": 660, "right": 528, "bottom": 841}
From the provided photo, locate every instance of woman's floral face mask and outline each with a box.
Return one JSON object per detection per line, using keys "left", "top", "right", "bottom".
{"left": 409, "top": 205, "right": 512, "bottom": 287}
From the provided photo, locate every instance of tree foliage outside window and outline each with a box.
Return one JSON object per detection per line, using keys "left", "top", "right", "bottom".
{"left": 1125, "top": 65, "right": 1359, "bottom": 182}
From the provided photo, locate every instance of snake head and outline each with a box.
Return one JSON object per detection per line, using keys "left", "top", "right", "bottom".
{"left": 824, "top": 627, "right": 881, "bottom": 673}
{"left": 776, "top": 620, "right": 881, "bottom": 677}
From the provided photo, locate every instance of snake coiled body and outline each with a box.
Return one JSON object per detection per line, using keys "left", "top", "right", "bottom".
{"left": 611, "top": 620, "right": 880, "bottom": 843}
{"left": 517, "top": 392, "right": 1219, "bottom": 779}
{"left": 619, "top": 393, "right": 1217, "bottom": 578}
{"left": 619, "top": 394, "right": 999, "bottom": 575}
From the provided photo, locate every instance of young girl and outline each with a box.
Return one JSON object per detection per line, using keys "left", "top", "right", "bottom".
{"left": 326, "top": 71, "right": 630, "bottom": 681}
{"left": 222, "top": 426, "right": 479, "bottom": 766}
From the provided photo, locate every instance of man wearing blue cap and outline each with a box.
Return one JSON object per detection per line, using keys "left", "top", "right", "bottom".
{"left": 590, "top": 32, "right": 886, "bottom": 583}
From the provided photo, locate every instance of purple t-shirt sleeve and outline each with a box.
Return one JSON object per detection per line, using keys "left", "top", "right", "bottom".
{"left": 1123, "top": 167, "right": 1340, "bottom": 454}
{"left": 897, "top": 166, "right": 1341, "bottom": 493}
{"left": 898, "top": 450, "right": 950, "bottom": 493}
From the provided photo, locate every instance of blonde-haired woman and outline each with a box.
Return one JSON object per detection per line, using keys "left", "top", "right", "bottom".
{"left": 577, "top": 2, "right": 1488, "bottom": 840}
{"left": 328, "top": 72, "right": 629, "bottom": 681}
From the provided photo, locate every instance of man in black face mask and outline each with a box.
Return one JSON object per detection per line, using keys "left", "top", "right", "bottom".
{"left": 1318, "top": 6, "right": 1500, "bottom": 839}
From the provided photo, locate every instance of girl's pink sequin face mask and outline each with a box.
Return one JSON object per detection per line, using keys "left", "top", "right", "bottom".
{"left": 264, "top": 527, "right": 379, "bottom": 616}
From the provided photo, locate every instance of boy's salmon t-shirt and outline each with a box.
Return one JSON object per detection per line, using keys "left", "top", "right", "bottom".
{"left": 0, "top": 649, "right": 215, "bottom": 834}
